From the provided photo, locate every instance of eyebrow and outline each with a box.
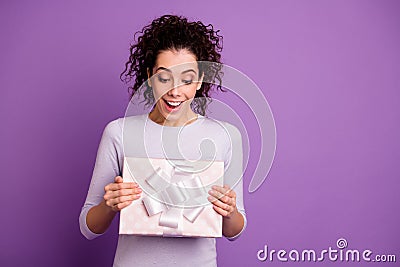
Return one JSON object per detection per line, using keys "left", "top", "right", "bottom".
{"left": 155, "top": 67, "right": 197, "bottom": 75}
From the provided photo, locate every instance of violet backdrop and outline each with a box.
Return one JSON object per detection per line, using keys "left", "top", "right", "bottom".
{"left": 0, "top": 0, "right": 399, "bottom": 266}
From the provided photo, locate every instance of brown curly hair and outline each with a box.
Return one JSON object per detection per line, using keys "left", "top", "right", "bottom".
{"left": 120, "top": 14, "right": 225, "bottom": 115}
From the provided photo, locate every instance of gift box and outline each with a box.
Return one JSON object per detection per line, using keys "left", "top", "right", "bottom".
{"left": 119, "top": 157, "right": 224, "bottom": 237}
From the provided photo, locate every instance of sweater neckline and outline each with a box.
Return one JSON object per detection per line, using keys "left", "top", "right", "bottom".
{"left": 145, "top": 113, "right": 204, "bottom": 129}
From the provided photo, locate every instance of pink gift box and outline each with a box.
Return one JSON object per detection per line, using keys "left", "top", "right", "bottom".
{"left": 119, "top": 157, "right": 224, "bottom": 237}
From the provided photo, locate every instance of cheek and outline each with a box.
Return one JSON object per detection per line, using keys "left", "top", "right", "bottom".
{"left": 151, "top": 80, "right": 172, "bottom": 98}
{"left": 184, "top": 85, "right": 198, "bottom": 98}
{"left": 151, "top": 87, "right": 166, "bottom": 101}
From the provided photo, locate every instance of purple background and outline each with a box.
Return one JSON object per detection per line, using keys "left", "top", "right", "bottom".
{"left": 1, "top": 0, "right": 399, "bottom": 266}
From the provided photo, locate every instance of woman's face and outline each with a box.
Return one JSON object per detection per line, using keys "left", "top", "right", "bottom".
{"left": 148, "top": 49, "right": 203, "bottom": 126}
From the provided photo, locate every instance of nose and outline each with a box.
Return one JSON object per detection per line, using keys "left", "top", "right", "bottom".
{"left": 167, "top": 81, "right": 181, "bottom": 97}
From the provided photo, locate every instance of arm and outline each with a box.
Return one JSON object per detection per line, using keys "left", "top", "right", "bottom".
{"left": 208, "top": 122, "right": 247, "bottom": 239}
{"left": 79, "top": 119, "right": 141, "bottom": 239}
{"left": 86, "top": 176, "right": 142, "bottom": 234}
{"left": 208, "top": 185, "right": 245, "bottom": 238}
{"left": 86, "top": 199, "right": 117, "bottom": 235}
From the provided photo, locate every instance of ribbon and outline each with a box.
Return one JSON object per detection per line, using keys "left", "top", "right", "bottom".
{"left": 141, "top": 165, "right": 207, "bottom": 235}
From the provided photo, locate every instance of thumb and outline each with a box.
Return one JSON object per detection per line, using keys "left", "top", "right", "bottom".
{"left": 114, "top": 176, "right": 123, "bottom": 183}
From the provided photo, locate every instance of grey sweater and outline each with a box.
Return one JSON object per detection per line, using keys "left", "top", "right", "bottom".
{"left": 79, "top": 114, "right": 247, "bottom": 266}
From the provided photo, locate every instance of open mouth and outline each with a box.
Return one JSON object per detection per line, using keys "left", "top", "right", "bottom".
{"left": 163, "top": 98, "right": 184, "bottom": 112}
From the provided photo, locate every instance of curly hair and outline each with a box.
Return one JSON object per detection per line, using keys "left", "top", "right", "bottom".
{"left": 120, "top": 14, "right": 225, "bottom": 115}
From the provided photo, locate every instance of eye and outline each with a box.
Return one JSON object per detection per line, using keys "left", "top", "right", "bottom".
{"left": 157, "top": 76, "right": 171, "bottom": 83}
{"left": 182, "top": 80, "right": 193, "bottom": 85}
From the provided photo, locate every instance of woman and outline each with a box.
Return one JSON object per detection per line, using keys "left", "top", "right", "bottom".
{"left": 79, "top": 15, "right": 246, "bottom": 266}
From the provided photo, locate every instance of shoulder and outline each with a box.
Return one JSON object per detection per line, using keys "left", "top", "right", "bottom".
{"left": 102, "top": 117, "right": 123, "bottom": 139}
{"left": 103, "top": 114, "right": 147, "bottom": 137}
{"left": 201, "top": 116, "right": 242, "bottom": 142}
{"left": 220, "top": 121, "right": 242, "bottom": 141}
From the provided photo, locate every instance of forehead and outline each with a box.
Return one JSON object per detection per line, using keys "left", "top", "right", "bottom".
{"left": 154, "top": 49, "right": 198, "bottom": 73}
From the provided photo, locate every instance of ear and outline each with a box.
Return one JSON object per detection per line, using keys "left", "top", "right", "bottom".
{"left": 196, "top": 72, "right": 205, "bottom": 90}
{"left": 147, "top": 68, "right": 152, "bottom": 87}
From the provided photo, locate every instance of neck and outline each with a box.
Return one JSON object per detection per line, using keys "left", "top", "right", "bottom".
{"left": 148, "top": 108, "right": 198, "bottom": 127}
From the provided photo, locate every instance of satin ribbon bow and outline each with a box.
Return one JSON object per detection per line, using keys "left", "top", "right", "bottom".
{"left": 141, "top": 165, "right": 207, "bottom": 235}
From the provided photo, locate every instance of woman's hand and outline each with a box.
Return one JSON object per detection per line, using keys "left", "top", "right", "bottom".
{"left": 207, "top": 185, "right": 237, "bottom": 218}
{"left": 103, "top": 176, "right": 142, "bottom": 212}
{"left": 207, "top": 184, "right": 245, "bottom": 238}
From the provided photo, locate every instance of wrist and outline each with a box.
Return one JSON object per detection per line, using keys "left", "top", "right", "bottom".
{"left": 225, "top": 207, "right": 239, "bottom": 220}
{"left": 100, "top": 199, "right": 118, "bottom": 215}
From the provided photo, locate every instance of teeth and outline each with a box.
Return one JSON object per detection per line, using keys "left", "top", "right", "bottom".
{"left": 166, "top": 101, "right": 182, "bottom": 107}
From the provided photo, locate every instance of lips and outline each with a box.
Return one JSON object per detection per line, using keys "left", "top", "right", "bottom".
{"left": 162, "top": 98, "right": 184, "bottom": 112}
{"left": 166, "top": 100, "right": 182, "bottom": 107}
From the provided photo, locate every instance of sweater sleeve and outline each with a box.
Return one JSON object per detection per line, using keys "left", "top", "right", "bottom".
{"left": 79, "top": 119, "right": 123, "bottom": 240}
{"left": 222, "top": 122, "right": 247, "bottom": 241}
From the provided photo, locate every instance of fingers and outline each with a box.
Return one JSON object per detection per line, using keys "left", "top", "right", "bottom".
{"left": 208, "top": 195, "right": 234, "bottom": 211}
{"left": 208, "top": 185, "right": 236, "bottom": 202}
{"left": 211, "top": 185, "right": 236, "bottom": 198}
{"left": 208, "top": 191, "right": 232, "bottom": 206}
{"left": 113, "top": 200, "right": 134, "bottom": 211}
{"left": 208, "top": 184, "right": 237, "bottom": 217}
{"left": 212, "top": 205, "right": 232, "bottom": 217}
{"left": 105, "top": 188, "right": 142, "bottom": 199}
{"left": 105, "top": 194, "right": 141, "bottom": 209}
{"left": 104, "top": 180, "right": 139, "bottom": 192}
{"left": 103, "top": 176, "right": 142, "bottom": 212}
{"left": 104, "top": 191, "right": 142, "bottom": 212}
